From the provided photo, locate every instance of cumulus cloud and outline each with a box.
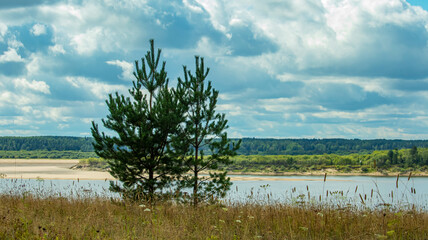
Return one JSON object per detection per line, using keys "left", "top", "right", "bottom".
{"left": 0, "top": 48, "right": 24, "bottom": 62}
{"left": 195, "top": 0, "right": 232, "bottom": 38}
{"left": 106, "top": 60, "right": 134, "bottom": 80}
{"left": 48, "top": 44, "right": 66, "bottom": 54}
{"left": 30, "top": 23, "right": 47, "bottom": 36}
{"left": 192, "top": 0, "right": 428, "bottom": 78}
{"left": 41, "top": 107, "right": 71, "bottom": 121}
{"left": 7, "top": 38, "right": 24, "bottom": 49}
{"left": 71, "top": 27, "right": 103, "bottom": 55}
{"left": 0, "top": 90, "right": 43, "bottom": 108}
{"left": 13, "top": 78, "right": 51, "bottom": 94}
{"left": 0, "top": 0, "right": 427, "bottom": 138}
{"left": 64, "top": 76, "right": 128, "bottom": 99}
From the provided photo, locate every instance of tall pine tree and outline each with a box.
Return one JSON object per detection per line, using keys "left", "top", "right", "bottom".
{"left": 173, "top": 56, "right": 240, "bottom": 206}
{"left": 91, "top": 40, "right": 186, "bottom": 202}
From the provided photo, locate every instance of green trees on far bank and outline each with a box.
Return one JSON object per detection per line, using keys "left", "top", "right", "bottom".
{"left": 91, "top": 40, "right": 238, "bottom": 204}
{"left": 77, "top": 147, "right": 428, "bottom": 175}
{"left": 227, "top": 147, "right": 428, "bottom": 174}
{"left": 4, "top": 136, "right": 428, "bottom": 156}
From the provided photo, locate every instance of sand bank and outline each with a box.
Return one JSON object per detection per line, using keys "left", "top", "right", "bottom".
{"left": 0, "top": 159, "right": 114, "bottom": 180}
{"left": 1, "top": 159, "right": 426, "bottom": 181}
{"left": 0, "top": 159, "right": 335, "bottom": 181}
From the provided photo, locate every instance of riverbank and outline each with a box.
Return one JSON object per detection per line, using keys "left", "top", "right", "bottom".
{"left": 1, "top": 159, "right": 428, "bottom": 180}
{"left": 0, "top": 159, "right": 114, "bottom": 180}
{"left": 74, "top": 158, "right": 428, "bottom": 177}
{"left": 75, "top": 160, "right": 428, "bottom": 177}
{"left": 227, "top": 169, "right": 428, "bottom": 177}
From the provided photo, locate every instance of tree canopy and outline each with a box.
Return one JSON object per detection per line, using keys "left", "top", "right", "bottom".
{"left": 90, "top": 40, "right": 239, "bottom": 203}
{"left": 172, "top": 56, "right": 240, "bottom": 205}
{"left": 91, "top": 40, "right": 186, "bottom": 201}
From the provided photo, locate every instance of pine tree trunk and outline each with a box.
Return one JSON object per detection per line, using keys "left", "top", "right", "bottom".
{"left": 149, "top": 169, "right": 154, "bottom": 202}
{"left": 193, "top": 147, "right": 199, "bottom": 206}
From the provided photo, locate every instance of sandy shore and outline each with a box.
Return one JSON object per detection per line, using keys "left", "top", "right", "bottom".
{"left": 1, "top": 159, "right": 426, "bottom": 181}
{"left": 0, "top": 160, "right": 318, "bottom": 181}
{"left": 0, "top": 159, "right": 337, "bottom": 181}
{"left": 0, "top": 159, "right": 115, "bottom": 180}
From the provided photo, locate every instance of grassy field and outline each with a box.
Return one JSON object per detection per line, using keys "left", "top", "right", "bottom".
{"left": 1, "top": 193, "right": 427, "bottom": 239}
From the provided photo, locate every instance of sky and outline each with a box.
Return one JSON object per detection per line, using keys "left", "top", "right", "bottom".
{"left": 1, "top": 0, "right": 428, "bottom": 139}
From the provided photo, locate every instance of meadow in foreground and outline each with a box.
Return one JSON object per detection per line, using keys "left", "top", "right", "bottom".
{"left": 1, "top": 193, "right": 427, "bottom": 240}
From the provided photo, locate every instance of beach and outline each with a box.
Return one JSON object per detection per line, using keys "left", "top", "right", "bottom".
{"left": 0, "top": 159, "right": 324, "bottom": 181}
{"left": 1, "top": 159, "right": 425, "bottom": 181}
{"left": 0, "top": 159, "right": 114, "bottom": 180}
{"left": 0, "top": 159, "right": 337, "bottom": 181}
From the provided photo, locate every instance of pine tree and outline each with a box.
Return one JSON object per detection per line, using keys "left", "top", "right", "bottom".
{"left": 173, "top": 56, "right": 240, "bottom": 206}
{"left": 91, "top": 40, "right": 186, "bottom": 202}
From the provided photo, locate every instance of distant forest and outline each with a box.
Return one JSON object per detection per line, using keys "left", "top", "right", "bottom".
{"left": 0, "top": 136, "right": 93, "bottom": 152}
{"left": 235, "top": 138, "right": 428, "bottom": 155}
{"left": 1, "top": 136, "right": 428, "bottom": 155}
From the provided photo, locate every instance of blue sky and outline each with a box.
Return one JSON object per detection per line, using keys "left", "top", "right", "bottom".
{"left": 1, "top": 0, "right": 428, "bottom": 139}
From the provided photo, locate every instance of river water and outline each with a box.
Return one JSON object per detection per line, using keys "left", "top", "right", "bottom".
{"left": 1, "top": 175, "right": 427, "bottom": 210}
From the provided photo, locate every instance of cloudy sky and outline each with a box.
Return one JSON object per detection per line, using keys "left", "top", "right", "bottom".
{"left": 1, "top": 0, "right": 428, "bottom": 139}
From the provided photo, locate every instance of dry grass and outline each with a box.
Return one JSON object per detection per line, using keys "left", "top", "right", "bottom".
{"left": 1, "top": 193, "right": 427, "bottom": 240}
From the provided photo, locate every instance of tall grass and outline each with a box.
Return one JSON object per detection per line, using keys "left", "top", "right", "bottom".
{"left": 1, "top": 174, "right": 427, "bottom": 239}
{"left": 1, "top": 192, "right": 427, "bottom": 239}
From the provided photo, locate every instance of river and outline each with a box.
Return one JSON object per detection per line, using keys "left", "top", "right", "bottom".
{"left": 1, "top": 175, "right": 427, "bottom": 210}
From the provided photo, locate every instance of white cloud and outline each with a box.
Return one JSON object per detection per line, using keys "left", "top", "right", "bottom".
{"left": 13, "top": 78, "right": 51, "bottom": 94}
{"left": 42, "top": 107, "right": 72, "bottom": 122}
{"left": 259, "top": 97, "right": 311, "bottom": 113}
{"left": 0, "top": 48, "right": 24, "bottom": 62}
{"left": 49, "top": 44, "right": 66, "bottom": 54}
{"left": 217, "top": 103, "right": 242, "bottom": 116}
{"left": 26, "top": 53, "right": 41, "bottom": 76}
{"left": 103, "top": 0, "right": 150, "bottom": 10}
{"left": 31, "top": 23, "right": 47, "bottom": 36}
{"left": 34, "top": 2, "right": 135, "bottom": 55}
{"left": 65, "top": 76, "right": 128, "bottom": 99}
{"left": 183, "top": 0, "right": 204, "bottom": 13}
{"left": 106, "top": 60, "right": 134, "bottom": 80}
{"left": 194, "top": 0, "right": 428, "bottom": 76}
{"left": 328, "top": 125, "right": 427, "bottom": 140}
{"left": 7, "top": 38, "right": 24, "bottom": 49}
{"left": 58, "top": 123, "right": 69, "bottom": 129}
{"left": 196, "top": 0, "right": 231, "bottom": 38}
{"left": 195, "top": 36, "right": 232, "bottom": 57}
{"left": 0, "top": 90, "right": 41, "bottom": 107}
{"left": 69, "top": 25, "right": 128, "bottom": 55}
{"left": 0, "top": 23, "right": 7, "bottom": 42}
{"left": 0, "top": 0, "right": 427, "bottom": 138}
{"left": 71, "top": 27, "right": 103, "bottom": 55}
{"left": 0, "top": 129, "right": 38, "bottom": 135}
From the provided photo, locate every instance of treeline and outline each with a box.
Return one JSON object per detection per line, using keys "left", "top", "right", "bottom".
{"left": 235, "top": 138, "right": 428, "bottom": 155}
{"left": 227, "top": 147, "right": 428, "bottom": 173}
{"left": 0, "top": 136, "right": 94, "bottom": 151}
{"left": 2, "top": 136, "right": 428, "bottom": 156}
{"left": 81, "top": 147, "right": 428, "bottom": 173}
{"left": 0, "top": 150, "right": 97, "bottom": 159}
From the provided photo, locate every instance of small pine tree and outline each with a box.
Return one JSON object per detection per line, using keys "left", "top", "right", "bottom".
{"left": 173, "top": 56, "right": 240, "bottom": 206}
{"left": 91, "top": 40, "right": 186, "bottom": 202}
